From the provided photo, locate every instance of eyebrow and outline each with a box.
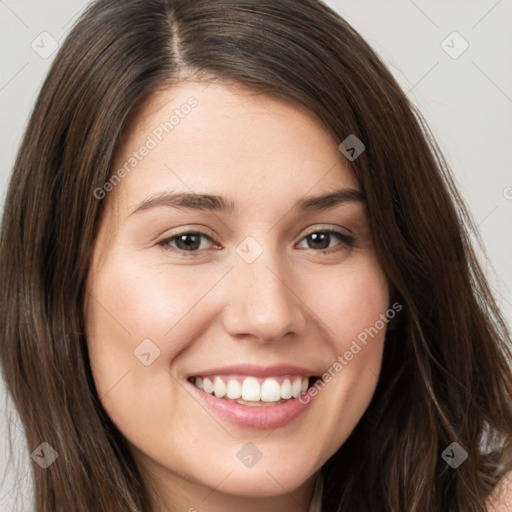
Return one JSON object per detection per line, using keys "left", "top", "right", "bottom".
{"left": 294, "top": 188, "right": 365, "bottom": 211}
{"left": 130, "top": 192, "right": 236, "bottom": 215}
{"left": 129, "top": 188, "right": 365, "bottom": 216}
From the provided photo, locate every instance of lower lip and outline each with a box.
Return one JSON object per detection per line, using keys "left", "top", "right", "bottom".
{"left": 187, "top": 381, "right": 315, "bottom": 429}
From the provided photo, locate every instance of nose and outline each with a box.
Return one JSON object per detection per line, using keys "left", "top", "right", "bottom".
{"left": 220, "top": 243, "right": 307, "bottom": 343}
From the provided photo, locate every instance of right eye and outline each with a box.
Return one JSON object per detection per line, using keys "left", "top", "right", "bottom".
{"left": 157, "top": 230, "right": 220, "bottom": 256}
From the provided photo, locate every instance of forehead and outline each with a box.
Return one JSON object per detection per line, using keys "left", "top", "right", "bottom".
{"left": 108, "top": 81, "right": 360, "bottom": 218}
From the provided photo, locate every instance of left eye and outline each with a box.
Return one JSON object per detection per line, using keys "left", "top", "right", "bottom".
{"left": 296, "top": 230, "right": 355, "bottom": 252}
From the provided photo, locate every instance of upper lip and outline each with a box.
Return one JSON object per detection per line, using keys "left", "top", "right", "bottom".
{"left": 186, "top": 364, "right": 319, "bottom": 379}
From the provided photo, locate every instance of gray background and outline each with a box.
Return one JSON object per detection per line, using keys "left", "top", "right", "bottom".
{"left": 1, "top": 0, "right": 511, "bottom": 510}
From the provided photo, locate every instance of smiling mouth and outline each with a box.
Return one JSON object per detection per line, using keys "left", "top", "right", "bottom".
{"left": 187, "top": 375, "right": 321, "bottom": 406}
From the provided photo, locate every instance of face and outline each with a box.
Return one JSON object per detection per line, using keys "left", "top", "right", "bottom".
{"left": 85, "top": 81, "right": 390, "bottom": 511}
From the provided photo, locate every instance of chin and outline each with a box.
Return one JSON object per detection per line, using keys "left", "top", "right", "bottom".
{"left": 195, "top": 456, "right": 317, "bottom": 498}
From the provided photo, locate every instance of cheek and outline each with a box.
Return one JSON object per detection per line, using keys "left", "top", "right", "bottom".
{"left": 298, "top": 257, "right": 390, "bottom": 456}
{"left": 305, "top": 256, "right": 390, "bottom": 350}
{"left": 86, "top": 252, "right": 212, "bottom": 360}
{"left": 84, "top": 255, "right": 212, "bottom": 431}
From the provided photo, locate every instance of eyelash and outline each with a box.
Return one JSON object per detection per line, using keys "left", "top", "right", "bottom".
{"left": 157, "top": 228, "right": 356, "bottom": 257}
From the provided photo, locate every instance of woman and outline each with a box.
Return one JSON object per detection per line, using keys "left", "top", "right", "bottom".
{"left": 1, "top": 0, "right": 511, "bottom": 510}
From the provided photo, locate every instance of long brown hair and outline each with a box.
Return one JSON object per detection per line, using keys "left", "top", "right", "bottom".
{"left": 1, "top": 0, "right": 511, "bottom": 510}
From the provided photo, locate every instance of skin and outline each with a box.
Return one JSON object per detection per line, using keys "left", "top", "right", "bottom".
{"left": 84, "top": 80, "right": 390, "bottom": 512}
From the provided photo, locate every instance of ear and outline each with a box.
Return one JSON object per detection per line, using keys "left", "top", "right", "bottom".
{"left": 486, "top": 471, "right": 512, "bottom": 512}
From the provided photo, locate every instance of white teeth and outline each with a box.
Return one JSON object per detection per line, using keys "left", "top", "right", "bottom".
{"left": 226, "top": 379, "right": 242, "bottom": 399}
{"left": 202, "top": 377, "right": 214, "bottom": 394}
{"left": 213, "top": 376, "right": 226, "bottom": 398}
{"left": 260, "top": 378, "right": 281, "bottom": 402}
{"left": 292, "top": 377, "right": 302, "bottom": 398}
{"left": 281, "top": 378, "right": 292, "bottom": 399}
{"left": 241, "top": 377, "right": 260, "bottom": 401}
{"left": 193, "top": 375, "right": 312, "bottom": 402}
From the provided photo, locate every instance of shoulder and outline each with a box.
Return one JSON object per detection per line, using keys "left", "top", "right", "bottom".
{"left": 486, "top": 471, "right": 512, "bottom": 512}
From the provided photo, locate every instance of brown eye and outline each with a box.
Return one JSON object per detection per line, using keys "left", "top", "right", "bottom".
{"left": 297, "top": 230, "right": 355, "bottom": 253}
{"left": 158, "top": 231, "right": 217, "bottom": 255}
{"left": 173, "top": 233, "right": 204, "bottom": 251}
{"left": 305, "top": 232, "right": 331, "bottom": 250}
